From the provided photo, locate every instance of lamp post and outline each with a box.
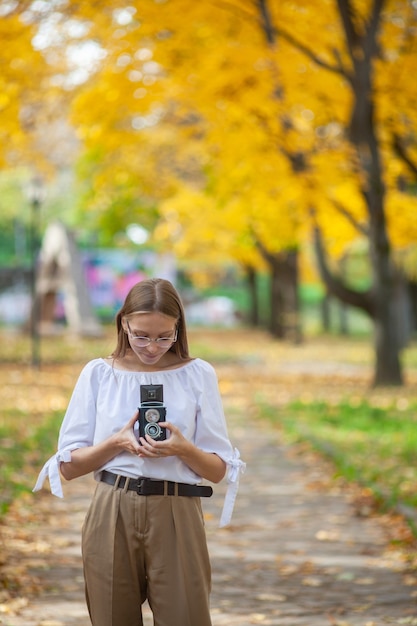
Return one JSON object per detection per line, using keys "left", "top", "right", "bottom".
{"left": 27, "top": 177, "right": 44, "bottom": 369}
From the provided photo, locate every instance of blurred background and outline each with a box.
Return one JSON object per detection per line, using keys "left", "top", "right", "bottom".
{"left": 1, "top": 0, "right": 417, "bottom": 385}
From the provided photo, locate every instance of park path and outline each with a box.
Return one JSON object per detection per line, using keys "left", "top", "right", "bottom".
{"left": 2, "top": 359, "right": 417, "bottom": 626}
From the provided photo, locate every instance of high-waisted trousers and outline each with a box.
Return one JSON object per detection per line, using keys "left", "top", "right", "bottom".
{"left": 81, "top": 480, "right": 212, "bottom": 626}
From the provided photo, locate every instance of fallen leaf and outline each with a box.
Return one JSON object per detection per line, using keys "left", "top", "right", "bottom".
{"left": 255, "top": 593, "right": 287, "bottom": 602}
{"left": 316, "top": 529, "right": 340, "bottom": 541}
{"left": 302, "top": 576, "right": 323, "bottom": 587}
{"left": 0, "top": 596, "right": 28, "bottom": 615}
{"left": 354, "top": 577, "right": 375, "bottom": 585}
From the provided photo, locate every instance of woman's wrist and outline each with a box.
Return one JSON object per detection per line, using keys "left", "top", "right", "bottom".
{"left": 108, "top": 431, "right": 125, "bottom": 453}
{"left": 177, "top": 438, "right": 195, "bottom": 463}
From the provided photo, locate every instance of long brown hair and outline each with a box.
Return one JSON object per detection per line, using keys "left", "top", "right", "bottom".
{"left": 111, "top": 278, "right": 190, "bottom": 360}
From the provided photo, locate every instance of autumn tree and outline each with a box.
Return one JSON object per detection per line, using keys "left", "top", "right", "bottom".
{"left": 5, "top": 1, "right": 417, "bottom": 385}
{"left": 183, "top": 0, "right": 417, "bottom": 383}
{"left": 140, "top": 1, "right": 417, "bottom": 379}
{"left": 63, "top": 2, "right": 308, "bottom": 338}
{"left": 262, "top": 0, "right": 417, "bottom": 385}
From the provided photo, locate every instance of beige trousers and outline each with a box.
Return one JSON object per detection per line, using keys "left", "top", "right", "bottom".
{"left": 81, "top": 480, "right": 212, "bottom": 626}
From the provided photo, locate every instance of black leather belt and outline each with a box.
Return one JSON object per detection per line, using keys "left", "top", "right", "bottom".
{"left": 100, "top": 470, "right": 213, "bottom": 497}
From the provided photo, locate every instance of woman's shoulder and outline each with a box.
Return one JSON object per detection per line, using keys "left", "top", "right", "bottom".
{"left": 190, "top": 357, "right": 216, "bottom": 374}
{"left": 82, "top": 357, "right": 108, "bottom": 370}
{"left": 77, "top": 357, "right": 112, "bottom": 378}
{"left": 183, "top": 358, "right": 219, "bottom": 384}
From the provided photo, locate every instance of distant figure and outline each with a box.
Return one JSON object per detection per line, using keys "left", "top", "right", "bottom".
{"left": 36, "top": 221, "right": 101, "bottom": 335}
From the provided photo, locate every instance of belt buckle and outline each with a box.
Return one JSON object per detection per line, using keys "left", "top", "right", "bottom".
{"left": 136, "top": 478, "right": 147, "bottom": 495}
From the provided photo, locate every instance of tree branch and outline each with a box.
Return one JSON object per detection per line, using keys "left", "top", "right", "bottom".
{"left": 273, "top": 23, "right": 351, "bottom": 80}
{"left": 333, "top": 201, "right": 369, "bottom": 236}
{"left": 336, "top": 0, "right": 360, "bottom": 62}
{"left": 221, "top": 0, "right": 351, "bottom": 80}
{"left": 337, "top": 0, "right": 384, "bottom": 70}
{"left": 257, "top": 0, "right": 275, "bottom": 45}
{"left": 313, "top": 221, "right": 375, "bottom": 317}
{"left": 393, "top": 133, "right": 417, "bottom": 179}
{"left": 363, "top": 0, "right": 385, "bottom": 62}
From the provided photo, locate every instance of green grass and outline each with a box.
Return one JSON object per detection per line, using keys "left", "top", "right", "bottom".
{"left": 258, "top": 398, "right": 417, "bottom": 511}
{"left": 0, "top": 409, "right": 64, "bottom": 514}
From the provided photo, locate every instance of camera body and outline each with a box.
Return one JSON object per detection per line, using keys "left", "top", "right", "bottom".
{"left": 138, "top": 384, "right": 167, "bottom": 441}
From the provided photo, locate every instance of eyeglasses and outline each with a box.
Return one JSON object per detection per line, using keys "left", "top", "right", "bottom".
{"left": 126, "top": 320, "right": 178, "bottom": 348}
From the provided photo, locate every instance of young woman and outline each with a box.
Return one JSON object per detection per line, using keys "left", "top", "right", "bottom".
{"left": 34, "top": 277, "right": 245, "bottom": 626}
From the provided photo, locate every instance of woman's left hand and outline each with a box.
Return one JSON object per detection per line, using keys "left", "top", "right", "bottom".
{"left": 138, "top": 422, "right": 226, "bottom": 483}
{"left": 138, "top": 422, "right": 187, "bottom": 458}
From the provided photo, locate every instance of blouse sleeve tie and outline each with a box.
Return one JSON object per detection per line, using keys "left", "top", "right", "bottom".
{"left": 219, "top": 447, "right": 246, "bottom": 528}
{"left": 32, "top": 448, "right": 72, "bottom": 498}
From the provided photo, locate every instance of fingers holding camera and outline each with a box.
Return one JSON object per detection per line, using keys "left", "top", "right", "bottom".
{"left": 138, "top": 436, "right": 166, "bottom": 457}
{"left": 137, "top": 421, "right": 190, "bottom": 459}
{"left": 115, "top": 411, "right": 142, "bottom": 456}
{"left": 137, "top": 422, "right": 177, "bottom": 458}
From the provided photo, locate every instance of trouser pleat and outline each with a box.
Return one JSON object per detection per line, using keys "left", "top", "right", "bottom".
{"left": 82, "top": 481, "right": 146, "bottom": 626}
{"left": 146, "top": 495, "right": 212, "bottom": 626}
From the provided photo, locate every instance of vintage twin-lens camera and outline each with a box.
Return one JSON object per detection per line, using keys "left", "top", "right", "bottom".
{"left": 138, "top": 384, "right": 167, "bottom": 441}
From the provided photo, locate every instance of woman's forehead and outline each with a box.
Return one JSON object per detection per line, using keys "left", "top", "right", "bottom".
{"left": 127, "top": 311, "right": 177, "bottom": 327}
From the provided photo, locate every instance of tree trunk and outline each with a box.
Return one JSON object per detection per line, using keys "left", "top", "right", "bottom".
{"left": 257, "top": 0, "right": 403, "bottom": 382}
{"left": 372, "top": 292, "right": 403, "bottom": 385}
{"left": 280, "top": 249, "right": 302, "bottom": 343}
{"left": 409, "top": 280, "right": 417, "bottom": 335}
{"left": 269, "top": 259, "right": 284, "bottom": 337}
{"left": 313, "top": 219, "right": 402, "bottom": 385}
{"left": 257, "top": 244, "right": 302, "bottom": 342}
{"left": 339, "top": 0, "right": 402, "bottom": 385}
{"left": 244, "top": 265, "right": 260, "bottom": 327}
{"left": 321, "top": 293, "right": 331, "bottom": 332}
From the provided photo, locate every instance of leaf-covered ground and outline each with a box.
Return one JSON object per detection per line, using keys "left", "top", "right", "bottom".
{"left": 1, "top": 328, "right": 417, "bottom": 624}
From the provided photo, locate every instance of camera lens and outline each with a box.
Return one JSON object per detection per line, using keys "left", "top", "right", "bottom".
{"left": 145, "top": 422, "right": 162, "bottom": 439}
{"left": 145, "top": 408, "right": 160, "bottom": 423}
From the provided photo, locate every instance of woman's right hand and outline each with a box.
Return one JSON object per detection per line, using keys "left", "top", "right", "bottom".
{"left": 60, "top": 411, "right": 141, "bottom": 480}
{"left": 114, "top": 411, "right": 141, "bottom": 455}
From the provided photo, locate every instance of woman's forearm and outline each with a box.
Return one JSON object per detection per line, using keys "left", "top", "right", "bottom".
{"left": 178, "top": 442, "right": 226, "bottom": 484}
{"left": 60, "top": 435, "right": 123, "bottom": 481}
{"left": 61, "top": 413, "right": 142, "bottom": 481}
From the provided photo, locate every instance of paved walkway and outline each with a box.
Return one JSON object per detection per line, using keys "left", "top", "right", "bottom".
{"left": 2, "top": 363, "right": 417, "bottom": 626}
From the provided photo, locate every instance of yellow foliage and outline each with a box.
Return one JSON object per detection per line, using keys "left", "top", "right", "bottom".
{"left": 4, "top": 0, "right": 417, "bottom": 286}
{"left": 0, "top": 8, "right": 50, "bottom": 168}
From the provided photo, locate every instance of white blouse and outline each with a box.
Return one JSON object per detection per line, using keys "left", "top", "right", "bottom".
{"left": 34, "top": 357, "right": 245, "bottom": 526}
